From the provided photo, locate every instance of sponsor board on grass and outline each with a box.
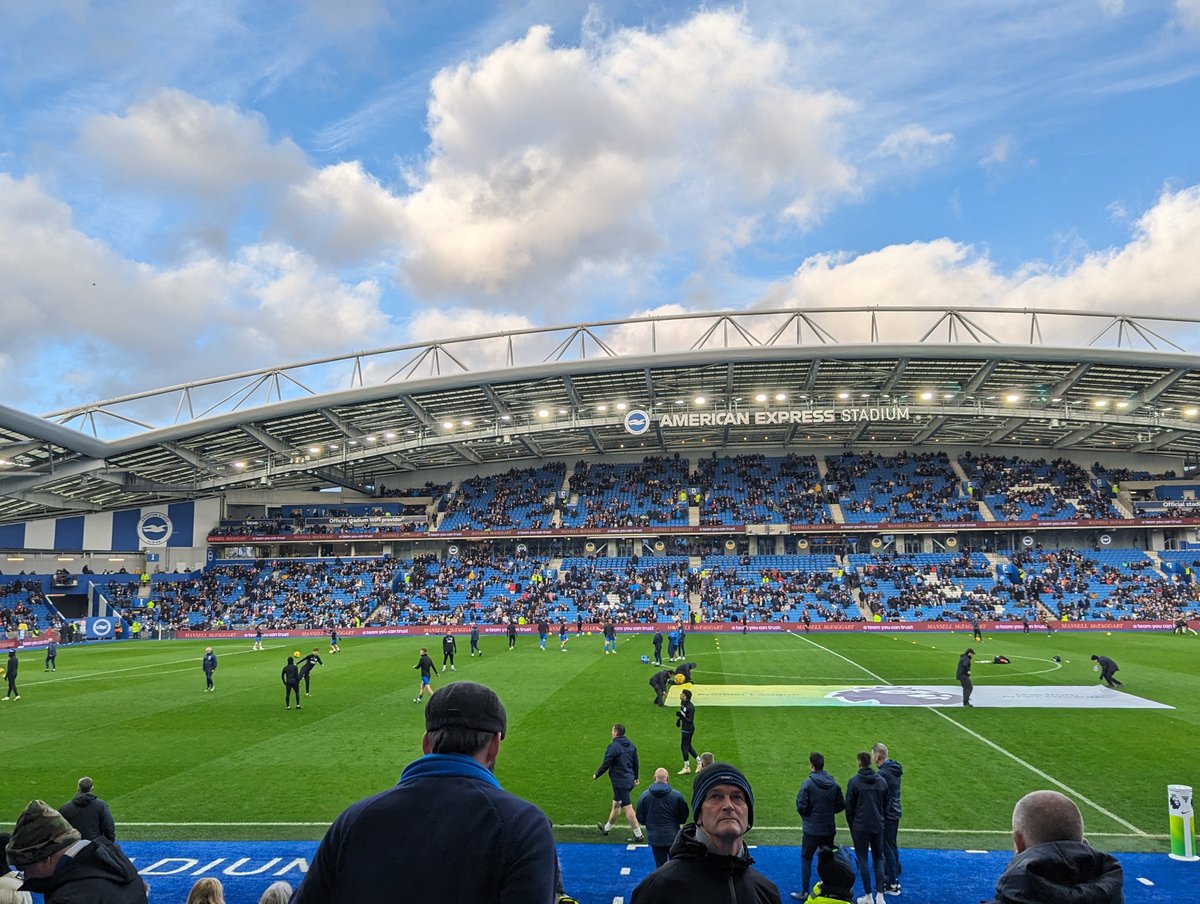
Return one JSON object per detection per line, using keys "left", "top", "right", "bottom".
{"left": 668, "top": 684, "right": 1174, "bottom": 709}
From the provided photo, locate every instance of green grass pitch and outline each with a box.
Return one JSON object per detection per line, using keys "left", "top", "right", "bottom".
{"left": 3, "top": 629, "right": 1195, "bottom": 853}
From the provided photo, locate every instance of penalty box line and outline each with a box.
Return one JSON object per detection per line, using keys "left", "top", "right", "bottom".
{"left": 786, "top": 631, "right": 1149, "bottom": 837}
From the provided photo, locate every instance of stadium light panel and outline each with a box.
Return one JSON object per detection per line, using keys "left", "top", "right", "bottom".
{"left": 442, "top": 422, "right": 454, "bottom": 429}
{"left": 537, "top": 410, "right": 549, "bottom": 417}
{"left": 616, "top": 402, "right": 627, "bottom": 410}
{"left": 837, "top": 391, "right": 849, "bottom": 399}
{"left": 920, "top": 392, "right": 933, "bottom": 400}
{"left": 1094, "top": 400, "right": 1109, "bottom": 408}
{"left": 695, "top": 396, "right": 706, "bottom": 405}
{"left": 775, "top": 392, "right": 787, "bottom": 401}
{"left": 755, "top": 393, "right": 767, "bottom": 402}
{"left": 1186, "top": 408, "right": 1198, "bottom": 417}
{"left": 1006, "top": 393, "right": 1021, "bottom": 403}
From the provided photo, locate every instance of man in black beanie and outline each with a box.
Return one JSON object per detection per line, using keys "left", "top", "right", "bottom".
{"left": 631, "top": 762, "right": 781, "bottom": 903}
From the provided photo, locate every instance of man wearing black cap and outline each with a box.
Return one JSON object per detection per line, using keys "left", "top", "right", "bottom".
{"left": 292, "top": 680, "right": 556, "bottom": 903}
{"left": 5, "top": 799, "right": 146, "bottom": 903}
{"left": 630, "top": 762, "right": 781, "bottom": 903}
{"left": 957, "top": 647, "right": 975, "bottom": 707}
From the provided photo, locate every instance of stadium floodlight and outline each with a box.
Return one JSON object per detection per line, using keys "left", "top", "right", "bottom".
{"left": 695, "top": 396, "right": 706, "bottom": 405}
{"left": 943, "top": 392, "right": 955, "bottom": 399}
{"left": 309, "top": 446, "right": 321, "bottom": 454}
{"left": 233, "top": 462, "right": 245, "bottom": 469}
{"left": 442, "top": 422, "right": 454, "bottom": 429}
{"left": 775, "top": 392, "right": 787, "bottom": 401}
{"left": 537, "top": 409, "right": 549, "bottom": 417}
{"left": 920, "top": 391, "right": 933, "bottom": 400}
{"left": 616, "top": 402, "right": 627, "bottom": 410}
{"left": 597, "top": 404, "right": 607, "bottom": 412}
{"left": 837, "top": 391, "right": 850, "bottom": 399}
{"left": 1094, "top": 400, "right": 1109, "bottom": 408}
{"left": 462, "top": 419, "right": 473, "bottom": 426}
{"left": 1006, "top": 393, "right": 1021, "bottom": 403}
{"left": 1116, "top": 402, "right": 1129, "bottom": 409}
{"left": 1186, "top": 408, "right": 1199, "bottom": 417}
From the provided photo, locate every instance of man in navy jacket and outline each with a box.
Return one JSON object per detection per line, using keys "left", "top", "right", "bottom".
{"left": 594, "top": 723, "right": 645, "bottom": 841}
{"left": 845, "top": 751, "right": 889, "bottom": 903}
{"left": 634, "top": 767, "right": 690, "bottom": 867}
{"left": 292, "top": 681, "right": 556, "bottom": 903}
{"left": 793, "top": 751, "right": 845, "bottom": 900}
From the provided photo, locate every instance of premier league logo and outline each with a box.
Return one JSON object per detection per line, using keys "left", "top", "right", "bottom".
{"left": 624, "top": 409, "right": 650, "bottom": 435}
{"left": 829, "top": 686, "right": 959, "bottom": 705}
{"left": 137, "top": 511, "right": 173, "bottom": 547}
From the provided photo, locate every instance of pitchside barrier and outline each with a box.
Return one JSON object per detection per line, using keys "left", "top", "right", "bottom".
{"left": 5, "top": 619, "right": 1198, "bottom": 648}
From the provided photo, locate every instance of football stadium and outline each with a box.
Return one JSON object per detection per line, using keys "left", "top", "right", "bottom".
{"left": 2, "top": 306, "right": 1199, "bottom": 903}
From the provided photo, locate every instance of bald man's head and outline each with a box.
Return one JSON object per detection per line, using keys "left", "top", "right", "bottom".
{"left": 654, "top": 767, "right": 670, "bottom": 783}
{"left": 1012, "top": 791, "right": 1084, "bottom": 852}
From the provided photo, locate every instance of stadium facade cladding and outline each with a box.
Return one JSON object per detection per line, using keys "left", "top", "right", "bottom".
{"left": 6, "top": 305, "right": 1200, "bottom": 534}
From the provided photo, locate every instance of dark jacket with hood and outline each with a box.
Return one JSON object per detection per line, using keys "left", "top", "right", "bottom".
{"left": 59, "top": 793, "right": 116, "bottom": 842}
{"left": 795, "top": 770, "right": 846, "bottom": 837}
{"left": 987, "top": 840, "right": 1124, "bottom": 904}
{"left": 635, "top": 781, "right": 690, "bottom": 848}
{"left": 844, "top": 766, "right": 889, "bottom": 834}
{"left": 629, "top": 823, "right": 781, "bottom": 904}
{"left": 595, "top": 735, "right": 639, "bottom": 789}
{"left": 20, "top": 839, "right": 146, "bottom": 904}
{"left": 876, "top": 759, "right": 903, "bottom": 821}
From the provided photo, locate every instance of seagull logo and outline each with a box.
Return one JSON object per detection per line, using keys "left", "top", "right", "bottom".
{"left": 137, "top": 511, "right": 173, "bottom": 547}
{"left": 624, "top": 409, "right": 650, "bottom": 435}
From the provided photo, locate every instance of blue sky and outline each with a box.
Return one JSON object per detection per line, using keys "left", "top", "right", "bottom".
{"left": 1, "top": 0, "right": 1198, "bottom": 414}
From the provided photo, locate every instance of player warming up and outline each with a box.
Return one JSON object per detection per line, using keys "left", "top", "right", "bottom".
{"left": 414, "top": 647, "right": 439, "bottom": 703}
{"left": 298, "top": 648, "right": 324, "bottom": 697}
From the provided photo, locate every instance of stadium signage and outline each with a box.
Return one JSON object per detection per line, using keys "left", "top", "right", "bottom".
{"left": 657, "top": 406, "right": 910, "bottom": 428}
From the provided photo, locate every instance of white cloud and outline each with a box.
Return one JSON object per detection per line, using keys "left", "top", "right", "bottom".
{"left": 756, "top": 185, "right": 1200, "bottom": 345}
{"left": 1175, "top": 0, "right": 1200, "bottom": 30}
{"left": 386, "top": 11, "right": 856, "bottom": 297}
{"left": 0, "top": 173, "right": 393, "bottom": 408}
{"left": 79, "top": 88, "right": 308, "bottom": 198}
{"left": 872, "top": 124, "right": 955, "bottom": 167}
{"left": 978, "top": 134, "right": 1022, "bottom": 172}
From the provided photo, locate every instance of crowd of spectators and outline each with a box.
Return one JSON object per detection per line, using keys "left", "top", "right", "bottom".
{"left": 962, "top": 453, "right": 1119, "bottom": 521}
{"left": 564, "top": 456, "right": 690, "bottom": 529}
{"left": 694, "top": 453, "right": 834, "bottom": 526}
{"left": 440, "top": 463, "right": 565, "bottom": 531}
{"left": 826, "top": 451, "right": 978, "bottom": 523}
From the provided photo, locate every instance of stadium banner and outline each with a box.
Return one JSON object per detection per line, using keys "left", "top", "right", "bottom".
{"left": 668, "top": 683, "right": 1173, "bottom": 709}
{"left": 171, "top": 619, "right": 1196, "bottom": 641}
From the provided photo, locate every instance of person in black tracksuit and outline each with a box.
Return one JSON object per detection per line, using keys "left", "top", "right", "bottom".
{"left": 470, "top": 622, "right": 482, "bottom": 657}
{"left": 442, "top": 632, "right": 457, "bottom": 671}
{"left": 652, "top": 630, "right": 663, "bottom": 666}
{"left": 957, "top": 647, "right": 975, "bottom": 707}
{"left": 649, "top": 669, "right": 673, "bottom": 706}
{"left": 845, "top": 751, "right": 889, "bottom": 901}
{"left": 282, "top": 657, "right": 301, "bottom": 710}
{"left": 298, "top": 649, "right": 323, "bottom": 696}
{"left": 4, "top": 650, "right": 19, "bottom": 700}
{"left": 1091, "top": 655, "right": 1123, "bottom": 688}
{"left": 677, "top": 689, "right": 698, "bottom": 774}
{"left": 673, "top": 661, "right": 698, "bottom": 683}
{"left": 507, "top": 619, "right": 517, "bottom": 650}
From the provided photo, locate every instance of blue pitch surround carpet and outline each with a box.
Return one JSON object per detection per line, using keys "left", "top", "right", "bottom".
{"left": 48, "top": 841, "right": 1186, "bottom": 903}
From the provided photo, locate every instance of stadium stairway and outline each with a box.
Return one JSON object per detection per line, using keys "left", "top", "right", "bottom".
{"left": 828, "top": 502, "right": 846, "bottom": 524}
{"left": 117, "top": 841, "right": 1187, "bottom": 904}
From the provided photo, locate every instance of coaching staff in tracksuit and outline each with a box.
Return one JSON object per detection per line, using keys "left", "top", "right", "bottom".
{"left": 845, "top": 751, "right": 889, "bottom": 902}
{"left": 1091, "top": 654, "right": 1123, "bottom": 688}
{"left": 649, "top": 669, "right": 673, "bottom": 706}
{"left": 4, "top": 650, "right": 18, "bottom": 700}
{"left": 957, "top": 647, "right": 975, "bottom": 707}
{"left": 441, "top": 632, "right": 457, "bottom": 672}
{"left": 282, "top": 657, "right": 302, "bottom": 710}
{"left": 794, "top": 751, "right": 845, "bottom": 899}
{"left": 873, "top": 743, "right": 904, "bottom": 895}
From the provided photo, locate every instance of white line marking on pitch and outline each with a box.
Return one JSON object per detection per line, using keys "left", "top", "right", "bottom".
{"left": 30, "top": 646, "right": 283, "bottom": 686}
{"left": 788, "top": 631, "right": 1150, "bottom": 836}
{"left": 457, "top": 823, "right": 1167, "bottom": 838}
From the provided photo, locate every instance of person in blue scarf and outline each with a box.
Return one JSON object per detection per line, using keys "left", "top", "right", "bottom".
{"left": 292, "top": 681, "right": 556, "bottom": 903}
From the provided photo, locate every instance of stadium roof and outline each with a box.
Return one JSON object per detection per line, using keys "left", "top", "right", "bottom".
{"left": 4, "top": 305, "right": 1200, "bottom": 524}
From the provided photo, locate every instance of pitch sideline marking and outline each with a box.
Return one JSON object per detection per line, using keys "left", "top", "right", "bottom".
{"left": 117, "top": 821, "right": 1167, "bottom": 839}
{"left": 26, "top": 645, "right": 287, "bottom": 686}
{"left": 787, "top": 631, "right": 1150, "bottom": 836}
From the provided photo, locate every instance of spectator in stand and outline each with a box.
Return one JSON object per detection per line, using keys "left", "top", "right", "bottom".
{"left": 58, "top": 778, "right": 116, "bottom": 843}
{"left": 5, "top": 800, "right": 146, "bottom": 903}
{"left": 793, "top": 752, "right": 846, "bottom": 901}
{"left": 804, "top": 846, "right": 858, "bottom": 904}
{"left": 844, "top": 751, "right": 888, "bottom": 904}
{"left": 630, "top": 762, "right": 780, "bottom": 904}
{"left": 986, "top": 791, "right": 1122, "bottom": 903}
{"left": 186, "top": 877, "right": 225, "bottom": 904}
{"left": 292, "top": 681, "right": 556, "bottom": 903}
{"left": 0, "top": 831, "right": 33, "bottom": 904}
{"left": 257, "top": 881, "right": 292, "bottom": 904}
{"left": 634, "top": 767, "right": 691, "bottom": 868}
